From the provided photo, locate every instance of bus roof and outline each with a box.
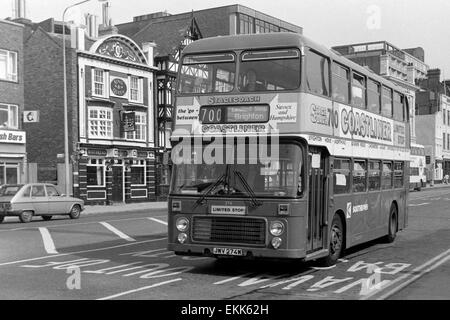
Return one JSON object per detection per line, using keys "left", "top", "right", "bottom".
{"left": 182, "top": 32, "right": 407, "bottom": 94}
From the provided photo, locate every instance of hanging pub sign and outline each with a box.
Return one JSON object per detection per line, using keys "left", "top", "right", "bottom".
{"left": 122, "top": 111, "right": 136, "bottom": 132}
{"left": 110, "top": 76, "right": 128, "bottom": 98}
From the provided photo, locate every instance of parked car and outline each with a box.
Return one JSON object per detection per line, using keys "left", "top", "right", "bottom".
{"left": 0, "top": 183, "right": 84, "bottom": 223}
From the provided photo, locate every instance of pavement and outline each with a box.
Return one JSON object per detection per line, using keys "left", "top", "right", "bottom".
{"left": 82, "top": 182, "right": 450, "bottom": 215}
{"left": 83, "top": 201, "right": 167, "bottom": 215}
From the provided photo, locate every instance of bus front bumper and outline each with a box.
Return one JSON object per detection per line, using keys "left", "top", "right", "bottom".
{"left": 168, "top": 243, "right": 306, "bottom": 260}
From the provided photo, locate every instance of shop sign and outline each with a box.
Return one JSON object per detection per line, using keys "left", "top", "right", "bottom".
{"left": 122, "top": 111, "right": 136, "bottom": 132}
{"left": 0, "top": 129, "right": 26, "bottom": 144}
{"left": 87, "top": 149, "right": 107, "bottom": 157}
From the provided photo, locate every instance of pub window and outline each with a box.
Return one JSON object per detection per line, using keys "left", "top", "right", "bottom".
{"left": 125, "top": 112, "right": 147, "bottom": 141}
{"left": 306, "top": 50, "right": 330, "bottom": 97}
{"left": 382, "top": 161, "right": 393, "bottom": 189}
{"left": 353, "top": 160, "right": 367, "bottom": 193}
{"left": 393, "top": 92, "right": 404, "bottom": 121}
{"left": 333, "top": 158, "right": 350, "bottom": 194}
{"left": 86, "top": 158, "right": 104, "bottom": 187}
{"left": 381, "top": 86, "right": 393, "bottom": 117}
{"left": 93, "top": 69, "right": 108, "bottom": 97}
{"left": 444, "top": 133, "right": 446, "bottom": 150}
{"left": 367, "top": 79, "right": 381, "bottom": 114}
{"left": 131, "top": 160, "right": 146, "bottom": 185}
{"left": 352, "top": 72, "right": 366, "bottom": 109}
{"left": 368, "top": 160, "right": 381, "bottom": 191}
{"left": 332, "top": 63, "right": 350, "bottom": 104}
{"left": 88, "top": 107, "right": 113, "bottom": 139}
{"left": 0, "top": 49, "right": 17, "bottom": 82}
{"left": 0, "top": 103, "right": 18, "bottom": 129}
{"left": 394, "top": 162, "right": 404, "bottom": 188}
{"left": 130, "top": 76, "right": 143, "bottom": 103}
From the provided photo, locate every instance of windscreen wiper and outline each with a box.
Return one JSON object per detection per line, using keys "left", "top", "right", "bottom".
{"left": 233, "top": 170, "right": 262, "bottom": 207}
{"left": 194, "top": 165, "right": 231, "bottom": 207}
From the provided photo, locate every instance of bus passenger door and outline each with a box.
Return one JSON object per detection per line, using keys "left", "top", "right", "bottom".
{"left": 307, "top": 149, "right": 328, "bottom": 253}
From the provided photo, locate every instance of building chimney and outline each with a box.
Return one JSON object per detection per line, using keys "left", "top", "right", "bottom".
{"left": 102, "top": 1, "right": 110, "bottom": 26}
{"left": 85, "top": 13, "right": 99, "bottom": 38}
{"left": 98, "top": 1, "right": 118, "bottom": 36}
{"left": 13, "top": 0, "right": 26, "bottom": 19}
{"left": 71, "top": 25, "right": 86, "bottom": 51}
{"left": 142, "top": 42, "right": 156, "bottom": 67}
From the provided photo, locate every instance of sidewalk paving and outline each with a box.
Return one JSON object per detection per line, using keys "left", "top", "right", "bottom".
{"left": 422, "top": 182, "right": 450, "bottom": 190}
{"left": 83, "top": 201, "right": 167, "bottom": 215}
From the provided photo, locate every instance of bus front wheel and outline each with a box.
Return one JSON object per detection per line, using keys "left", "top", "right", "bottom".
{"left": 384, "top": 205, "right": 398, "bottom": 243}
{"left": 320, "top": 214, "right": 345, "bottom": 267}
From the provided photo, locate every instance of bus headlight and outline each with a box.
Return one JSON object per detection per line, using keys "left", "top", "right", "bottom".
{"left": 176, "top": 217, "right": 189, "bottom": 232}
{"left": 271, "top": 237, "right": 282, "bottom": 249}
{"left": 178, "top": 233, "right": 187, "bottom": 244}
{"left": 269, "top": 221, "right": 284, "bottom": 236}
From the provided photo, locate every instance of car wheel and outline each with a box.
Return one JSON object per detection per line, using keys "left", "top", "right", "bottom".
{"left": 319, "top": 214, "right": 345, "bottom": 267}
{"left": 19, "top": 211, "right": 34, "bottom": 223}
{"left": 42, "top": 215, "right": 52, "bottom": 221}
{"left": 384, "top": 205, "right": 398, "bottom": 243}
{"left": 0, "top": 216, "right": 4, "bottom": 224}
{"left": 69, "top": 205, "right": 81, "bottom": 219}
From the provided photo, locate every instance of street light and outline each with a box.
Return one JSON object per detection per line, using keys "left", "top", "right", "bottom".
{"left": 62, "top": 0, "right": 107, "bottom": 195}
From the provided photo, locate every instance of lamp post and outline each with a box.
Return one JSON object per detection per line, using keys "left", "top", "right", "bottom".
{"left": 62, "top": 0, "right": 106, "bottom": 195}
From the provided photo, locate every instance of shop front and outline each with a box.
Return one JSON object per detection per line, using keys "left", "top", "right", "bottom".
{"left": 75, "top": 145, "right": 156, "bottom": 205}
{"left": 0, "top": 129, "right": 27, "bottom": 185}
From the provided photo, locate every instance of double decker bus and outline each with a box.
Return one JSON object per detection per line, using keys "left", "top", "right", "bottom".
{"left": 168, "top": 33, "right": 410, "bottom": 266}
{"left": 409, "top": 143, "right": 426, "bottom": 191}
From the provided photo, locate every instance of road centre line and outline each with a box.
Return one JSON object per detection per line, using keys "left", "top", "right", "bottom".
{"left": 38, "top": 227, "right": 58, "bottom": 254}
{"left": 0, "top": 237, "right": 167, "bottom": 267}
{"left": 360, "top": 248, "right": 450, "bottom": 300}
{"left": 0, "top": 214, "right": 168, "bottom": 233}
{"left": 97, "top": 278, "right": 182, "bottom": 300}
{"left": 148, "top": 217, "right": 168, "bottom": 226}
{"left": 99, "top": 222, "right": 136, "bottom": 242}
{"left": 376, "top": 254, "right": 450, "bottom": 300}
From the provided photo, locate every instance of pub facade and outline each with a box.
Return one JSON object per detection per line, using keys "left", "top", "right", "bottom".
{"left": 74, "top": 33, "right": 157, "bottom": 204}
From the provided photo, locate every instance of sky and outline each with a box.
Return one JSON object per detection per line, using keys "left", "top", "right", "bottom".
{"left": 2, "top": 0, "right": 450, "bottom": 78}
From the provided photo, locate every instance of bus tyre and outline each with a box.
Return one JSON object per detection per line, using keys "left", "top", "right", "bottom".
{"left": 0, "top": 216, "right": 4, "bottom": 224}
{"left": 384, "top": 205, "right": 398, "bottom": 243}
{"left": 321, "top": 214, "right": 344, "bottom": 267}
{"left": 19, "top": 211, "right": 33, "bottom": 223}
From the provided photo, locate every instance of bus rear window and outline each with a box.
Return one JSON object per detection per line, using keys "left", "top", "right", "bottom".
{"left": 178, "top": 53, "right": 236, "bottom": 94}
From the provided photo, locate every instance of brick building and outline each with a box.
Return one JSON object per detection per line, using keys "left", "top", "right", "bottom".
{"left": 0, "top": 19, "right": 27, "bottom": 185}
{"left": 21, "top": 16, "right": 157, "bottom": 204}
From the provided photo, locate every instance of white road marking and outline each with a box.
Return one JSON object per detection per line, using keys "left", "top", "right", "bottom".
{"left": 148, "top": 217, "right": 168, "bottom": 226}
{"left": 408, "top": 203, "right": 429, "bottom": 207}
{"left": 97, "top": 278, "right": 182, "bottom": 300}
{"left": 376, "top": 254, "right": 450, "bottom": 300}
{"left": 38, "top": 227, "right": 58, "bottom": 254}
{"left": 99, "top": 222, "right": 135, "bottom": 242}
{"left": 214, "top": 273, "right": 253, "bottom": 285}
{"left": 0, "top": 215, "right": 168, "bottom": 233}
{"left": 360, "top": 248, "right": 450, "bottom": 300}
{"left": 0, "top": 237, "right": 167, "bottom": 267}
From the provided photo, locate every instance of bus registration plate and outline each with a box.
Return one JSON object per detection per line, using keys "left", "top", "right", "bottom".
{"left": 213, "top": 247, "right": 244, "bottom": 256}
